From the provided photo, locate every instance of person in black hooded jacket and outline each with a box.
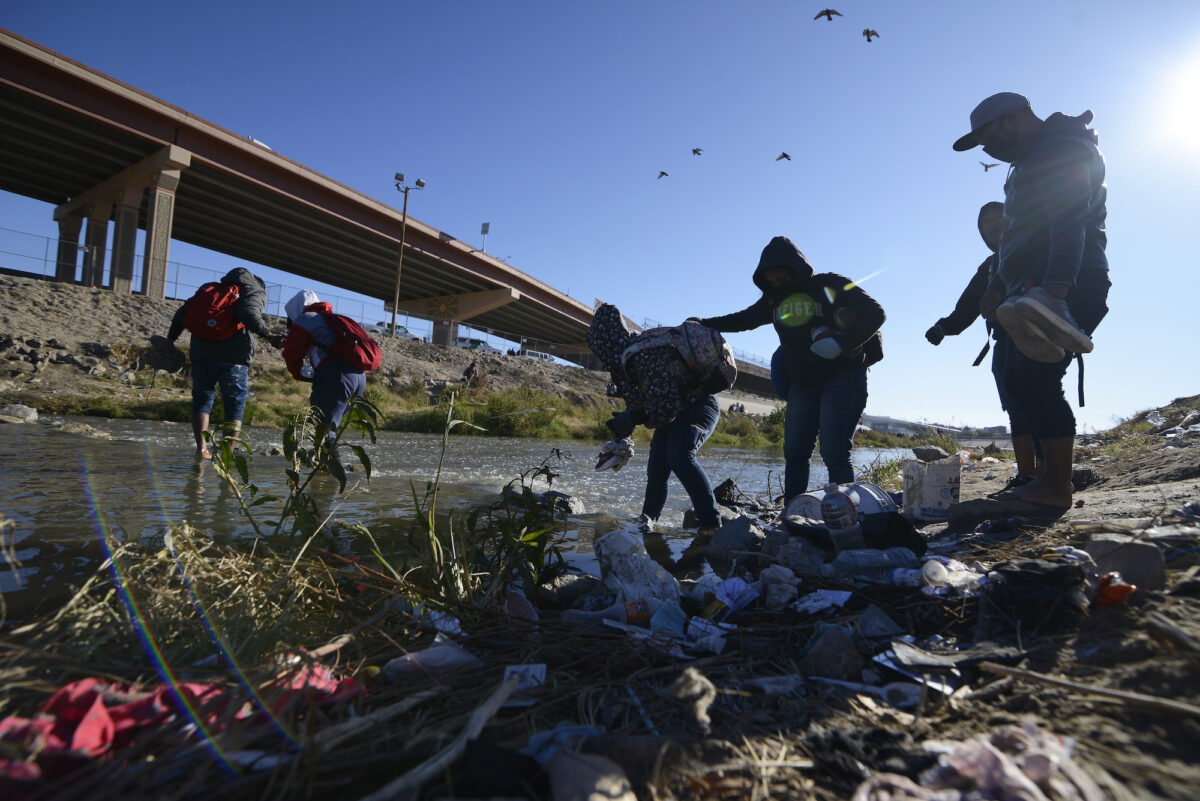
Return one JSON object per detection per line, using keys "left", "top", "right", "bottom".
{"left": 698, "top": 236, "right": 885, "bottom": 502}
{"left": 924, "top": 201, "right": 1039, "bottom": 490}
{"left": 953, "top": 92, "right": 1110, "bottom": 510}
{"left": 166, "top": 267, "right": 283, "bottom": 458}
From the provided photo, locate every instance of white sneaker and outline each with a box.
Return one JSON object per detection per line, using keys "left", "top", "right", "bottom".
{"left": 1010, "top": 286, "right": 1093, "bottom": 354}
{"left": 635, "top": 514, "right": 655, "bottom": 534}
{"left": 996, "top": 296, "right": 1067, "bottom": 363}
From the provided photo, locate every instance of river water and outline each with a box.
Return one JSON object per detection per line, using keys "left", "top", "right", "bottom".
{"left": 0, "top": 416, "right": 904, "bottom": 619}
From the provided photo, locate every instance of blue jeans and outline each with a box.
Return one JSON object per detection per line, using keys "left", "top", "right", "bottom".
{"left": 784, "top": 366, "right": 868, "bottom": 500}
{"left": 311, "top": 361, "right": 367, "bottom": 432}
{"left": 641, "top": 394, "right": 721, "bottom": 528}
{"left": 191, "top": 361, "right": 249, "bottom": 421}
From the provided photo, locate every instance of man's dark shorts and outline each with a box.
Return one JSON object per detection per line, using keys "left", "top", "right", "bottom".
{"left": 191, "top": 361, "right": 249, "bottom": 421}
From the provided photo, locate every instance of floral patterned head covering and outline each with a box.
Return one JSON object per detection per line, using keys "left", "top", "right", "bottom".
{"left": 587, "top": 303, "right": 635, "bottom": 373}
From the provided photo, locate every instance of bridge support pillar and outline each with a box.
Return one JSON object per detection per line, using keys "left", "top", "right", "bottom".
{"left": 54, "top": 214, "right": 83, "bottom": 283}
{"left": 54, "top": 146, "right": 190, "bottom": 299}
{"left": 81, "top": 202, "right": 112, "bottom": 288}
{"left": 141, "top": 170, "right": 181, "bottom": 299}
{"left": 430, "top": 320, "right": 457, "bottom": 347}
{"left": 110, "top": 187, "right": 143, "bottom": 295}
{"left": 392, "top": 288, "right": 519, "bottom": 347}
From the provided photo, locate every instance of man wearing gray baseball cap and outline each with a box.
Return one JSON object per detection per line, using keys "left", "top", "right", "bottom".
{"left": 953, "top": 92, "right": 1110, "bottom": 511}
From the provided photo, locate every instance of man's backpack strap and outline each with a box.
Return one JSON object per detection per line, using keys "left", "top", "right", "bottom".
{"left": 1076, "top": 353, "right": 1085, "bottom": 407}
{"left": 972, "top": 339, "right": 991, "bottom": 367}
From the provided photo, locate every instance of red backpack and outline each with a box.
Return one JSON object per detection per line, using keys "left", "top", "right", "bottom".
{"left": 183, "top": 282, "right": 243, "bottom": 341}
{"left": 316, "top": 311, "right": 382, "bottom": 372}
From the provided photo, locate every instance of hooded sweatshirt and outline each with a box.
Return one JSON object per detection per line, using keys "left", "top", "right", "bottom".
{"left": 990, "top": 111, "right": 1109, "bottom": 303}
{"left": 282, "top": 289, "right": 352, "bottom": 379}
{"left": 935, "top": 216, "right": 1002, "bottom": 338}
{"left": 699, "top": 236, "right": 885, "bottom": 388}
{"left": 587, "top": 303, "right": 707, "bottom": 429}
{"left": 167, "top": 267, "right": 273, "bottom": 365}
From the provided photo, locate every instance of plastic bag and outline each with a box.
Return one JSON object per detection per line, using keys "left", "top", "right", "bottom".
{"left": 594, "top": 529, "right": 680, "bottom": 605}
{"left": 383, "top": 633, "right": 478, "bottom": 683}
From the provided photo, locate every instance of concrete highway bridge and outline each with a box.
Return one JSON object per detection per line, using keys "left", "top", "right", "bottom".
{"left": 0, "top": 28, "right": 771, "bottom": 395}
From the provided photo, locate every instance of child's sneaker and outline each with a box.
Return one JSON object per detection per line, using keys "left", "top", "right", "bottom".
{"left": 1010, "top": 286, "right": 1093, "bottom": 354}
{"left": 996, "top": 297, "right": 1067, "bottom": 363}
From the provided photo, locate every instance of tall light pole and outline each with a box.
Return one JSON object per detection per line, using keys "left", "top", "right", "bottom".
{"left": 390, "top": 172, "right": 425, "bottom": 339}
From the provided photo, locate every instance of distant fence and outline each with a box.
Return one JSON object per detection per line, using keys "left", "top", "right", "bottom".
{"left": 0, "top": 224, "right": 768, "bottom": 368}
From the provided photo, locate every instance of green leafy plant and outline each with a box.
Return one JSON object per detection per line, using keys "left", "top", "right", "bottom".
{"left": 205, "top": 396, "right": 380, "bottom": 539}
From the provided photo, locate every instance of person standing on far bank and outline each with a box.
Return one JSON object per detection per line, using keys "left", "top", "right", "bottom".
{"left": 952, "top": 91, "right": 1110, "bottom": 510}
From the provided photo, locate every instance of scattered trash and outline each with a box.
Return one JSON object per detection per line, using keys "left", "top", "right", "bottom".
{"left": 670, "top": 667, "right": 716, "bottom": 733}
{"left": 686, "top": 616, "right": 736, "bottom": 653}
{"left": 792, "top": 589, "right": 854, "bottom": 615}
{"left": 624, "top": 684, "right": 660, "bottom": 735}
{"left": 822, "top": 482, "right": 866, "bottom": 551}
{"left": 503, "top": 663, "right": 546, "bottom": 691}
{"left": 810, "top": 677, "right": 924, "bottom": 709}
{"left": 853, "top": 724, "right": 1104, "bottom": 801}
{"left": 1084, "top": 532, "right": 1166, "bottom": 590}
{"left": 595, "top": 438, "right": 634, "bottom": 472}
{"left": 389, "top": 599, "right": 465, "bottom": 635}
{"left": 715, "top": 576, "right": 759, "bottom": 617}
{"left": 1094, "top": 572, "right": 1137, "bottom": 606}
{"left": 504, "top": 591, "right": 539, "bottom": 625}
{"left": 872, "top": 648, "right": 958, "bottom": 696}
{"left": 383, "top": 633, "right": 478, "bottom": 683}
{"left": 902, "top": 457, "right": 962, "bottom": 522}
{"left": 803, "top": 623, "right": 865, "bottom": 681}
{"left": 822, "top": 547, "right": 920, "bottom": 583}
{"left": 521, "top": 723, "right": 605, "bottom": 764}
{"left": 546, "top": 752, "right": 637, "bottom": 801}
{"left": 593, "top": 528, "right": 680, "bottom": 605}
{"left": 978, "top": 560, "right": 1090, "bottom": 637}
{"left": 649, "top": 602, "right": 688, "bottom": 637}
{"left": 756, "top": 564, "right": 801, "bottom": 609}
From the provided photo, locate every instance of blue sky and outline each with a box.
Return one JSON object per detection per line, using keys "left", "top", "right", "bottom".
{"left": 2, "top": 1, "right": 1199, "bottom": 431}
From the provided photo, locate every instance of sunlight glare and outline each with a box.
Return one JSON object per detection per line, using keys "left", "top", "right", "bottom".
{"left": 1161, "top": 48, "right": 1200, "bottom": 166}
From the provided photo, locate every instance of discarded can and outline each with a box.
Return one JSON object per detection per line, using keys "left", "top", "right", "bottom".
{"left": 1094, "top": 572, "right": 1136, "bottom": 606}
{"left": 821, "top": 483, "right": 865, "bottom": 551}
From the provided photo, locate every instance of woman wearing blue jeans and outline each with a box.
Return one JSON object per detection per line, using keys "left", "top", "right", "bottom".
{"left": 587, "top": 304, "right": 722, "bottom": 533}
{"left": 699, "top": 236, "right": 885, "bottom": 503}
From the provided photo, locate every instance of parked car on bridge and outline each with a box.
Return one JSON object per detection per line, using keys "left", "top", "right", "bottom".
{"left": 365, "top": 322, "right": 424, "bottom": 341}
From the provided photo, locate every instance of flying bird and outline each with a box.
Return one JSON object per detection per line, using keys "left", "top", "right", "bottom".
{"left": 980, "top": 161, "right": 1000, "bottom": 172}
{"left": 814, "top": 9, "right": 842, "bottom": 21}
{"left": 776, "top": 152, "right": 791, "bottom": 161}
{"left": 657, "top": 171, "right": 669, "bottom": 179}
{"left": 692, "top": 148, "right": 703, "bottom": 156}
{"left": 862, "top": 28, "right": 879, "bottom": 41}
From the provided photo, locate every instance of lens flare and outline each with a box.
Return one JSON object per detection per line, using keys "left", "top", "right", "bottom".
{"left": 132, "top": 427, "right": 300, "bottom": 747}
{"left": 84, "top": 453, "right": 240, "bottom": 775}
{"left": 775, "top": 292, "right": 816, "bottom": 327}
